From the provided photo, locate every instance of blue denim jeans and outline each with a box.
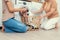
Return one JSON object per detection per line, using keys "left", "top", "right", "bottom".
{"left": 3, "top": 18, "right": 28, "bottom": 33}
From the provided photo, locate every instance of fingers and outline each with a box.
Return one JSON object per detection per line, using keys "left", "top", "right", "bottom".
{"left": 21, "top": 7, "right": 28, "bottom": 12}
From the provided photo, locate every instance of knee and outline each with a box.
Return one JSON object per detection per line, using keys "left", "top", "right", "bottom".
{"left": 20, "top": 26, "right": 27, "bottom": 33}
{"left": 44, "top": 28, "right": 49, "bottom": 30}
{"left": 18, "top": 24, "right": 28, "bottom": 33}
{"left": 43, "top": 26, "right": 50, "bottom": 30}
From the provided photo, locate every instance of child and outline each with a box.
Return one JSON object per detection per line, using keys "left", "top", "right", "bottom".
{"left": 34, "top": 0, "right": 59, "bottom": 30}
{"left": 19, "top": 7, "right": 29, "bottom": 24}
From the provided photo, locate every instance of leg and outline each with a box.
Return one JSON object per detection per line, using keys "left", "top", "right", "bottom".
{"left": 43, "top": 17, "right": 59, "bottom": 30}
{"left": 21, "top": 16, "right": 25, "bottom": 23}
{"left": 3, "top": 18, "right": 28, "bottom": 33}
{"left": 23, "top": 13, "right": 28, "bottom": 24}
{"left": 24, "top": 15, "right": 28, "bottom": 24}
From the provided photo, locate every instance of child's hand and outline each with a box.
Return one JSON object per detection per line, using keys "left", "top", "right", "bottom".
{"left": 37, "top": 16, "right": 42, "bottom": 20}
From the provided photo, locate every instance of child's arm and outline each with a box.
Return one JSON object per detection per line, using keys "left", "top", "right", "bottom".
{"left": 33, "top": 7, "right": 43, "bottom": 14}
{"left": 40, "top": 1, "right": 57, "bottom": 18}
{"left": 32, "top": 2, "right": 45, "bottom": 14}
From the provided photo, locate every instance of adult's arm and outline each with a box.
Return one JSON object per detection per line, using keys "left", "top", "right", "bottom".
{"left": 5, "top": 0, "right": 27, "bottom": 13}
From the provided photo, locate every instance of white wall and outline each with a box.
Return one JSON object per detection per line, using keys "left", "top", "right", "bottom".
{"left": 0, "top": 0, "right": 2, "bottom": 26}
{"left": 56, "top": 0, "right": 60, "bottom": 23}
{"left": 56, "top": 0, "right": 60, "bottom": 15}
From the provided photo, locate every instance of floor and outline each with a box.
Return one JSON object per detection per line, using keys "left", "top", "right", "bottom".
{"left": 0, "top": 23, "right": 60, "bottom": 40}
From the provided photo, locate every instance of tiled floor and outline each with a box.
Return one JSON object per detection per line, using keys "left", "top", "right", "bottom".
{"left": 0, "top": 24, "right": 60, "bottom": 40}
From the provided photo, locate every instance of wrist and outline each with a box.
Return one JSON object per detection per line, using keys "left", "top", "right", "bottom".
{"left": 41, "top": 15, "right": 44, "bottom": 18}
{"left": 43, "top": 14, "right": 47, "bottom": 18}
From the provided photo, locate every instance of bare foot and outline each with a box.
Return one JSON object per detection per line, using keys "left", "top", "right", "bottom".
{"left": 54, "top": 23, "right": 58, "bottom": 30}
{"left": 54, "top": 27, "right": 58, "bottom": 31}
{"left": 1, "top": 25, "right": 4, "bottom": 32}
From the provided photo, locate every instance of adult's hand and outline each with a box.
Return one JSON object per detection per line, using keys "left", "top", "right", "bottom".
{"left": 20, "top": 7, "right": 28, "bottom": 13}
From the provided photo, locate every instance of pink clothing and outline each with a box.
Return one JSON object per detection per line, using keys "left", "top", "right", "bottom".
{"left": 2, "top": 0, "right": 14, "bottom": 21}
